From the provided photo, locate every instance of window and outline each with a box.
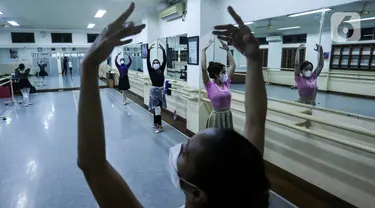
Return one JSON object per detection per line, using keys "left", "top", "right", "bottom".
{"left": 330, "top": 43, "right": 375, "bottom": 70}
{"left": 257, "top": 37, "right": 268, "bottom": 45}
{"left": 260, "top": 49, "right": 268, "bottom": 68}
{"left": 11, "top": 32, "right": 35, "bottom": 43}
{"left": 51, "top": 33, "right": 72, "bottom": 43}
{"left": 347, "top": 27, "right": 375, "bottom": 41}
{"left": 281, "top": 48, "right": 305, "bottom": 69}
{"left": 282, "top": 34, "right": 307, "bottom": 44}
{"left": 87, "top": 33, "right": 99, "bottom": 43}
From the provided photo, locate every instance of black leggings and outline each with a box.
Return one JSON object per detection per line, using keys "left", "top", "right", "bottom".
{"left": 153, "top": 102, "right": 162, "bottom": 126}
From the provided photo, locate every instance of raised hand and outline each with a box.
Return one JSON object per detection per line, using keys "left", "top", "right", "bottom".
{"left": 158, "top": 43, "right": 164, "bottom": 50}
{"left": 83, "top": 3, "right": 145, "bottom": 67}
{"left": 219, "top": 40, "right": 229, "bottom": 51}
{"left": 203, "top": 39, "right": 214, "bottom": 51}
{"left": 213, "top": 6, "right": 259, "bottom": 58}
{"left": 149, "top": 43, "right": 155, "bottom": 49}
{"left": 314, "top": 44, "right": 323, "bottom": 52}
{"left": 117, "top": 52, "right": 122, "bottom": 55}
{"left": 298, "top": 44, "right": 305, "bottom": 50}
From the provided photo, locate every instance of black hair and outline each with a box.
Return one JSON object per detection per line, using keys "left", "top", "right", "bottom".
{"left": 300, "top": 61, "right": 313, "bottom": 71}
{"left": 152, "top": 59, "right": 160, "bottom": 64}
{"left": 19, "top": 63, "right": 25, "bottom": 70}
{"left": 120, "top": 58, "right": 125, "bottom": 62}
{"left": 189, "top": 129, "right": 269, "bottom": 207}
{"left": 207, "top": 62, "right": 225, "bottom": 79}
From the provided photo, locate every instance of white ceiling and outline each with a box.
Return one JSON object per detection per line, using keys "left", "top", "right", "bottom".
{"left": 0, "top": 0, "right": 166, "bottom": 30}
{"left": 251, "top": 1, "right": 375, "bottom": 37}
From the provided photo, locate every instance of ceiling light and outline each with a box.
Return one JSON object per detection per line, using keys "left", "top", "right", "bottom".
{"left": 87, "top": 24, "right": 95, "bottom": 29}
{"left": 344, "top": 16, "right": 375, "bottom": 23}
{"left": 288, "top": 8, "right": 331, "bottom": 17}
{"left": 7, "top": 21, "right": 20, "bottom": 26}
{"left": 234, "top": 21, "right": 255, "bottom": 27}
{"left": 95, "top": 10, "right": 107, "bottom": 18}
{"left": 277, "top": 26, "right": 300, "bottom": 30}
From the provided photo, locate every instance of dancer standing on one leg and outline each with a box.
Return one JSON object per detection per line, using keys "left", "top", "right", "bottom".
{"left": 115, "top": 52, "right": 132, "bottom": 105}
{"left": 147, "top": 43, "right": 167, "bottom": 133}
{"left": 15, "top": 64, "right": 33, "bottom": 107}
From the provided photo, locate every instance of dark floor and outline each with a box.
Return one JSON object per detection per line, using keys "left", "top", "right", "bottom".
{"left": 232, "top": 84, "right": 375, "bottom": 118}
{"left": 0, "top": 88, "right": 297, "bottom": 208}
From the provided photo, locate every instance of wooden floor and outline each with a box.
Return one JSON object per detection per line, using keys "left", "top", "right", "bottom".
{"left": 126, "top": 90, "right": 355, "bottom": 208}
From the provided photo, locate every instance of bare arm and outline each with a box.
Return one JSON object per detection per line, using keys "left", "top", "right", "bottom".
{"left": 294, "top": 44, "right": 304, "bottom": 76}
{"left": 77, "top": 2, "right": 145, "bottom": 208}
{"left": 244, "top": 53, "right": 267, "bottom": 155}
{"left": 219, "top": 40, "right": 236, "bottom": 79}
{"left": 201, "top": 40, "right": 213, "bottom": 85}
{"left": 227, "top": 50, "right": 236, "bottom": 79}
{"left": 213, "top": 6, "right": 267, "bottom": 155}
{"left": 314, "top": 45, "right": 324, "bottom": 77}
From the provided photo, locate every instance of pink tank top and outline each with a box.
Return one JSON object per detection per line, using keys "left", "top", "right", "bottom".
{"left": 205, "top": 77, "right": 232, "bottom": 109}
{"left": 295, "top": 73, "right": 318, "bottom": 98}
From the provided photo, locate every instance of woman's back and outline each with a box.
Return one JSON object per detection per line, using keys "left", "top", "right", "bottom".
{"left": 15, "top": 68, "right": 30, "bottom": 79}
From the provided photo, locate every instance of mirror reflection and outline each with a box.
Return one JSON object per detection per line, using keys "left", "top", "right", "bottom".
{"left": 209, "top": 8, "right": 324, "bottom": 105}
{"left": 158, "top": 34, "right": 188, "bottom": 81}
{"left": 123, "top": 43, "right": 143, "bottom": 72}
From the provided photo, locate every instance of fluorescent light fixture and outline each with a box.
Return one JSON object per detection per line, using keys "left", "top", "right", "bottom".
{"left": 0, "top": 11, "right": 3, "bottom": 15}
{"left": 234, "top": 21, "right": 255, "bottom": 27}
{"left": 277, "top": 26, "right": 300, "bottom": 30}
{"left": 7, "top": 21, "right": 20, "bottom": 26}
{"left": 288, "top": 8, "right": 331, "bottom": 17}
{"left": 344, "top": 16, "right": 375, "bottom": 23}
{"left": 87, "top": 23, "right": 95, "bottom": 29}
{"left": 95, "top": 10, "right": 107, "bottom": 18}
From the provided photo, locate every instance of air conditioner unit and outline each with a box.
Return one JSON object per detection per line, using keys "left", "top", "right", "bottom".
{"left": 160, "top": 2, "right": 185, "bottom": 21}
{"left": 266, "top": 36, "right": 282, "bottom": 42}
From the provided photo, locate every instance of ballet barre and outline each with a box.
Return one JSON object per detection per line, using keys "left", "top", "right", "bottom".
{"left": 200, "top": 97, "right": 375, "bottom": 154}
{"left": 0, "top": 76, "right": 18, "bottom": 120}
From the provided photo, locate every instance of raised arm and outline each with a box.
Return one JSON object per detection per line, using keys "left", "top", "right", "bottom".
{"left": 146, "top": 43, "right": 155, "bottom": 73}
{"left": 219, "top": 40, "right": 236, "bottom": 79}
{"left": 159, "top": 44, "right": 167, "bottom": 72}
{"left": 126, "top": 53, "right": 132, "bottom": 69}
{"left": 77, "top": 3, "right": 145, "bottom": 208}
{"left": 115, "top": 52, "right": 121, "bottom": 69}
{"left": 201, "top": 39, "right": 214, "bottom": 85}
{"left": 294, "top": 44, "right": 304, "bottom": 76}
{"left": 314, "top": 44, "right": 324, "bottom": 77}
{"left": 214, "top": 6, "right": 267, "bottom": 155}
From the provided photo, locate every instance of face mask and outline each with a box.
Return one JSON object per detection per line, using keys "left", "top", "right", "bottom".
{"left": 153, "top": 64, "right": 160, "bottom": 70}
{"left": 219, "top": 73, "right": 228, "bottom": 83}
{"left": 169, "top": 143, "right": 182, "bottom": 188}
{"left": 120, "top": 61, "right": 125, "bottom": 65}
{"left": 303, "top": 71, "right": 312, "bottom": 78}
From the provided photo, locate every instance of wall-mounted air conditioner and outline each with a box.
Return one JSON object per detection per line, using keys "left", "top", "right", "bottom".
{"left": 266, "top": 36, "right": 282, "bottom": 42}
{"left": 160, "top": 2, "right": 185, "bottom": 21}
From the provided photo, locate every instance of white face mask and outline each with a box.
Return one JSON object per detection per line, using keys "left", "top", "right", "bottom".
{"left": 303, "top": 71, "right": 312, "bottom": 78}
{"left": 219, "top": 73, "right": 228, "bottom": 83}
{"left": 169, "top": 143, "right": 182, "bottom": 188}
{"left": 153, "top": 64, "right": 160, "bottom": 70}
{"left": 120, "top": 61, "right": 125, "bottom": 64}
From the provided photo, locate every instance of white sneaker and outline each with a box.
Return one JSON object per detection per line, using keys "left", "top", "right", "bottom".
{"left": 22, "top": 103, "right": 29, "bottom": 107}
{"left": 154, "top": 128, "right": 163, "bottom": 134}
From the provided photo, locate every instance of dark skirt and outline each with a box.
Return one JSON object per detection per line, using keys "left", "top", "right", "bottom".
{"left": 118, "top": 75, "right": 130, "bottom": 90}
{"left": 18, "top": 78, "right": 33, "bottom": 89}
{"left": 148, "top": 86, "right": 167, "bottom": 110}
{"left": 39, "top": 70, "right": 48, "bottom": 77}
{"left": 206, "top": 108, "right": 234, "bottom": 129}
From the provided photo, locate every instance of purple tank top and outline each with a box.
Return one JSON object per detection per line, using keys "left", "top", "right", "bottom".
{"left": 205, "top": 77, "right": 232, "bottom": 109}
